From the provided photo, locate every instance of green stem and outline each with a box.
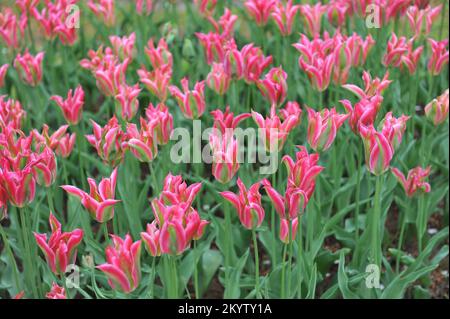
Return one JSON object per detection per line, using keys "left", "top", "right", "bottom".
{"left": 371, "top": 175, "right": 383, "bottom": 270}
{"left": 19, "top": 207, "right": 39, "bottom": 298}
{"left": 102, "top": 222, "right": 109, "bottom": 244}
{"left": 252, "top": 229, "right": 260, "bottom": 298}
{"left": 296, "top": 216, "right": 303, "bottom": 299}
{"left": 193, "top": 240, "right": 200, "bottom": 299}
{"left": 287, "top": 219, "right": 293, "bottom": 298}
{"left": 417, "top": 195, "right": 427, "bottom": 254}
{"left": 270, "top": 173, "right": 277, "bottom": 267}
{"left": 354, "top": 142, "right": 362, "bottom": 241}
{"left": 280, "top": 243, "right": 287, "bottom": 298}
{"left": 396, "top": 210, "right": 407, "bottom": 273}
{"left": 147, "top": 257, "right": 156, "bottom": 299}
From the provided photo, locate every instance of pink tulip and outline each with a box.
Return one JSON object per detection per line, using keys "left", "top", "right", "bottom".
{"left": 211, "top": 106, "right": 251, "bottom": 133}
{"left": 88, "top": 0, "right": 115, "bottom": 26}
{"left": 306, "top": 107, "right": 349, "bottom": 152}
{"left": 211, "top": 8, "right": 238, "bottom": 39}
{"left": 0, "top": 160, "right": 36, "bottom": 208}
{"left": 194, "top": 0, "right": 218, "bottom": 17}
{"left": 55, "top": 131, "right": 76, "bottom": 158}
{"left": 279, "top": 217, "right": 299, "bottom": 244}
{"left": 341, "top": 95, "right": 383, "bottom": 133}
{"left": 342, "top": 71, "right": 392, "bottom": 99}
{"left": 252, "top": 107, "right": 300, "bottom": 153}
{"left": 161, "top": 173, "right": 202, "bottom": 206}
{"left": 359, "top": 124, "right": 394, "bottom": 176}
{"left": 271, "top": 0, "right": 300, "bottom": 36}
{"left": 0, "top": 8, "right": 26, "bottom": 48}
{"left": 392, "top": 166, "right": 431, "bottom": 197}
{"left": 379, "top": 112, "right": 410, "bottom": 151}
{"left": 0, "top": 183, "right": 7, "bottom": 217}
{"left": 206, "top": 63, "right": 231, "bottom": 95}
{"left": 109, "top": 32, "right": 136, "bottom": 61}
{"left": 169, "top": 78, "right": 206, "bottom": 119}
{"left": 86, "top": 116, "right": 126, "bottom": 167}
{"left": 425, "top": 89, "right": 449, "bottom": 125}
{"left": 34, "top": 213, "right": 83, "bottom": 275}
{"left": 326, "top": 0, "right": 349, "bottom": 27}
{"left": 0, "top": 64, "right": 8, "bottom": 88}
{"left": 209, "top": 130, "right": 239, "bottom": 184}
{"left": 32, "top": 124, "right": 70, "bottom": 153}
{"left": 145, "top": 103, "right": 173, "bottom": 145}
{"left": 428, "top": 39, "right": 449, "bottom": 76}
{"left": 241, "top": 44, "right": 273, "bottom": 83}
{"left": 196, "top": 32, "right": 226, "bottom": 65}
{"left": 141, "top": 221, "right": 161, "bottom": 257}
{"left": 14, "top": 50, "right": 44, "bottom": 87}
{"left": 138, "top": 65, "right": 172, "bottom": 102}
{"left": 220, "top": 178, "right": 265, "bottom": 229}
{"left": 0, "top": 96, "right": 26, "bottom": 130}
{"left": 299, "top": 3, "right": 326, "bottom": 37}
{"left": 46, "top": 283, "right": 66, "bottom": 299}
{"left": 97, "top": 234, "right": 142, "bottom": 293}
{"left": 257, "top": 66, "right": 288, "bottom": 108}
{"left": 95, "top": 58, "right": 130, "bottom": 97}
{"left": 406, "top": 5, "right": 442, "bottom": 38}
{"left": 245, "top": 0, "right": 277, "bottom": 26}
{"left": 136, "top": 0, "right": 153, "bottom": 15}
{"left": 145, "top": 38, "right": 173, "bottom": 70}
{"left": 115, "top": 83, "right": 141, "bottom": 121}
{"left": 223, "top": 41, "right": 244, "bottom": 80}
{"left": 31, "top": 146, "right": 57, "bottom": 188}
{"left": 61, "top": 168, "right": 120, "bottom": 223}
{"left": 50, "top": 85, "right": 85, "bottom": 125}
{"left": 123, "top": 118, "right": 158, "bottom": 163}
{"left": 383, "top": 34, "right": 423, "bottom": 74}
{"left": 279, "top": 101, "right": 302, "bottom": 126}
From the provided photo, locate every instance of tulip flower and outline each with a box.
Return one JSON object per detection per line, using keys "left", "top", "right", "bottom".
{"left": 0, "top": 96, "right": 26, "bottom": 129}
{"left": 55, "top": 132, "right": 76, "bottom": 158}
{"left": 0, "top": 8, "right": 26, "bottom": 48}
{"left": 50, "top": 86, "right": 85, "bottom": 125}
{"left": 0, "top": 184, "right": 7, "bottom": 217}
{"left": 0, "top": 163, "right": 36, "bottom": 208}
{"left": 428, "top": 39, "right": 449, "bottom": 76}
{"left": 0, "top": 64, "right": 8, "bottom": 87}
{"left": 209, "top": 130, "right": 240, "bottom": 184}
{"left": 392, "top": 166, "right": 431, "bottom": 197}
{"left": 34, "top": 213, "right": 83, "bottom": 275}
{"left": 341, "top": 95, "right": 383, "bottom": 133}
{"left": 257, "top": 67, "right": 288, "bottom": 108}
{"left": 306, "top": 107, "right": 350, "bottom": 152}
{"left": 115, "top": 83, "right": 141, "bottom": 122}
{"left": 145, "top": 103, "right": 174, "bottom": 145}
{"left": 61, "top": 168, "right": 120, "bottom": 223}
{"left": 46, "top": 283, "right": 66, "bottom": 299}
{"left": 282, "top": 146, "right": 324, "bottom": 199}
{"left": 342, "top": 71, "right": 392, "bottom": 99}
{"left": 31, "top": 146, "right": 57, "bottom": 188}
{"left": 194, "top": 0, "right": 217, "bottom": 17}
{"left": 86, "top": 116, "right": 126, "bottom": 167}
{"left": 383, "top": 34, "right": 423, "bottom": 74}
{"left": 109, "top": 32, "right": 135, "bottom": 61}
{"left": 13, "top": 50, "right": 44, "bottom": 87}
{"left": 211, "top": 106, "right": 251, "bottom": 133}
{"left": 161, "top": 173, "right": 202, "bottom": 206}
{"left": 32, "top": 124, "right": 70, "bottom": 153}
{"left": 97, "top": 234, "right": 142, "bottom": 294}
{"left": 425, "top": 89, "right": 449, "bottom": 125}
{"left": 346, "top": 33, "right": 375, "bottom": 67}
{"left": 95, "top": 58, "right": 130, "bottom": 97}
{"left": 138, "top": 65, "right": 172, "bottom": 102}
{"left": 299, "top": 3, "right": 326, "bottom": 37}
{"left": 210, "top": 8, "right": 238, "bottom": 40}
{"left": 136, "top": 0, "right": 153, "bottom": 15}
{"left": 241, "top": 44, "right": 273, "bottom": 84}
{"left": 88, "top": 0, "right": 115, "bottom": 26}
{"left": 279, "top": 217, "right": 299, "bottom": 244}
{"left": 326, "top": 0, "right": 349, "bottom": 27}
{"left": 206, "top": 63, "right": 231, "bottom": 96}
{"left": 252, "top": 108, "right": 299, "bottom": 153}
{"left": 196, "top": 32, "right": 226, "bottom": 65}
{"left": 220, "top": 178, "right": 265, "bottom": 229}
{"left": 123, "top": 118, "right": 158, "bottom": 163}
{"left": 379, "top": 112, "right": 410, "bottom": 151}
{"left": 279, "top": 101, "right": 302, "bottom": 126}
{"left": 145, "top": 38, "right": 173, "bottom": 70}
{"left": 271, "top": 0, "right": 300, "bottom": 36}
{"left": 141, "top": 221, "right": 161, "bottom": 257}
{"left": 245, "top": 0, "right": 277, "bottom": 26}
{"left": 406, "top": 5, "right": 442, "bottom": 38}
{"left": 169, "top": 78, "right": 206, "bottom": 119}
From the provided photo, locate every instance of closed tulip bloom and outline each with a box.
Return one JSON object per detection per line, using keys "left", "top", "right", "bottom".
{"left": 359, "top": 124, "right": 395, "bottom": 176}
{"left": 298, "top": 53, "right": 333, "bottom": 92}
{"left": 31, "top": 146, "right": 57, "bottom": 188}
{"left": 124, "top": 118, "right": 158, "bottom": 163}
{"left": 94, "top": 58, "right": 129, "bottom": 97}
{"left": 0, "top": 96, "right": 26, "bottom": 129}
{"left": 306, "top": 107, "right": 349, "bottom": 152}
{"left": 61, "top": 168, "right": 120, "bottom": 223}
{"left": 34, "top": 213, "right": 84, "bottom": 275}
{"left": 223, "top": 42, "right": 244, "bottom": 79}
{"left": 86, "top": 116, "right": 126, "bottom": 167}
{"left": 428, "top": 39, "right": 449, "bottom": 76}
{"left": 32, "top": 124, "right": 70, "bottom": 153}
{"left": 279, "top": 101, "right": 302, "bottom": 126}
{"left": 55, "top": 132, "right": 76, "bottom": 158}
{"left": 87, "top": 0, "right": 115, "bottom": 26}
{"left": 115, "top": 83, "right": 141, "bottom": 122}
{"left": 245, "top": 0, "right": 277, "bottom": 26}
{"left": 279, "top": 217, "right": 299, "bottom": 244}
{"left": 392, "top": 166, "right": 431, "bottom": 197}
{"left": 299, "top": 3, "right": 326, "bottom": 37}
{"left": 136, "top": 0, "right": 153, "bottom": 15}
{"left": 342, "top": 71, "right": 392, "bottom": 99}
{"left": 221, "top": 178, "right": 265, "bottom": 229}
{"left": 169, "top": 78, "right": 206, "bottom": 119}
{"left": 379, "top": 112, "right": 410, "bottom": 151}
{"left": 257, "top": 67, "right": 288, "bottom": 107}
{"left": 161, "top": 173, "right": 202, "bottom": 206}
{"left": 406, "top": 5, "right": 442, "bottom": 38}
{"left": 14, "top": 50, "right": 44, "bottom": 87}
{"left": 326, "top": 0, "right": 349, "bottom": 27}
{"left": 383, "top": 34, "right": 423, "bottom": 74}
{"left": 97, "top": 234, "right": 142, "bottom": 294}
{"left": 206, "top": 63, "right": 231, "bottom": 95}
{"left": 209, "top": 130, "right": 240, "bottom": 184}
{"left": 50, "top": 85, "right": 85, "bottom": 125}
{"left": 145, "top": 103, "right": 173, "bottom": 145}
{"left": 341, "top": 95, "right": 383, "bottom": 133}
{"left": 46, "top": 283, "right": 66, "bottom": 299}
{"left": 211, "top": 106, "right": 251, "bottom": 133}
{"left": 332, "top": 39, "right": 352, "bottom": 85}
{"left": 0, "top": 64, "right": 8, "bottom": 88}
{"left": 109, "top": 32, "right": 136, "bottom": 61}
{"left": 145, "top": 38, "right": 173, "bottom": 70}
{"left": 196, "top": 32, "right": 226, "bottom": 65}
{"left": 211, "top": 8, "right": 238, "bottom": 40}
{"left": 241, "top": 44, "right": 273, "bottom": 83}
{"left": 425, "top": 89, "right": 449, "bottom": 125}
{"left": 0, "top": 9, "right": 26, "bottom": 48}
{"left": 138, "top": 65, "right": 172, "bottom": 102}
{"left": 141, "top": 221, "right": 161, "bottom": 257}
{"left": 0, "top": 161, "right": 36, "bottom": 208}
{"left": 271, "top": 0, "right": 300, "bottom": 36}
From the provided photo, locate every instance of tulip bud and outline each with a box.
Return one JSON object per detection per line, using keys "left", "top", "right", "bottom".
{"left": 206, "top": 63, "right": 231, "bottom": 96}
{"left": 13, "top": 50, "right": 44, "bottom": 87}
{"left": 425, "top": 89, "right": 449, "bottom": 125}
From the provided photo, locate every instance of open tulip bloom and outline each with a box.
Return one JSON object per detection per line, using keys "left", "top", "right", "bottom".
{"left": 0, "top": 0, "right": 449, "bottom": 301}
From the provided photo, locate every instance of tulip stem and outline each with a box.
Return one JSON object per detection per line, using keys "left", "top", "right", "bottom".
{"left": 252, "top": 229, "right": 261, "bottom": 298}
{"left": 296, "top": 216, "right": 303, "bottom": 299}
{"left": 354, "top": 142, "right": 362, "bottom": 241}
{"left": 47, "top": 186, "right": 55, "bottom": 215}
{"left": 287, "top": 219, "right": 293, "bottom": 298}
{"left": 270, "top": 173, "right": 277, "bottom": 267}
{"left": 280, "top": 243, "right": 287, "bottom": 298}
{"left": 371, "top": 175, "right": 383, "bottom": 270}
{"left": 102, "top": 222, "right": 109, "bottom": 244}
{"left": 193, "top": 240, "right": 200, "bottom": 299}
{"left": 417, "top": 194, "right": 427, "bottom": 254}
{"left": 19, "top": 207, "right": 39, "bottom": 298}
{"left": 147, "top": 257, "right": 156, "bottom": 299}
{"left": 0, "top": 224, "right": 21, "bottom": 293}
{"left": 396, "top": 209, "right": 407, "bottom": 273}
